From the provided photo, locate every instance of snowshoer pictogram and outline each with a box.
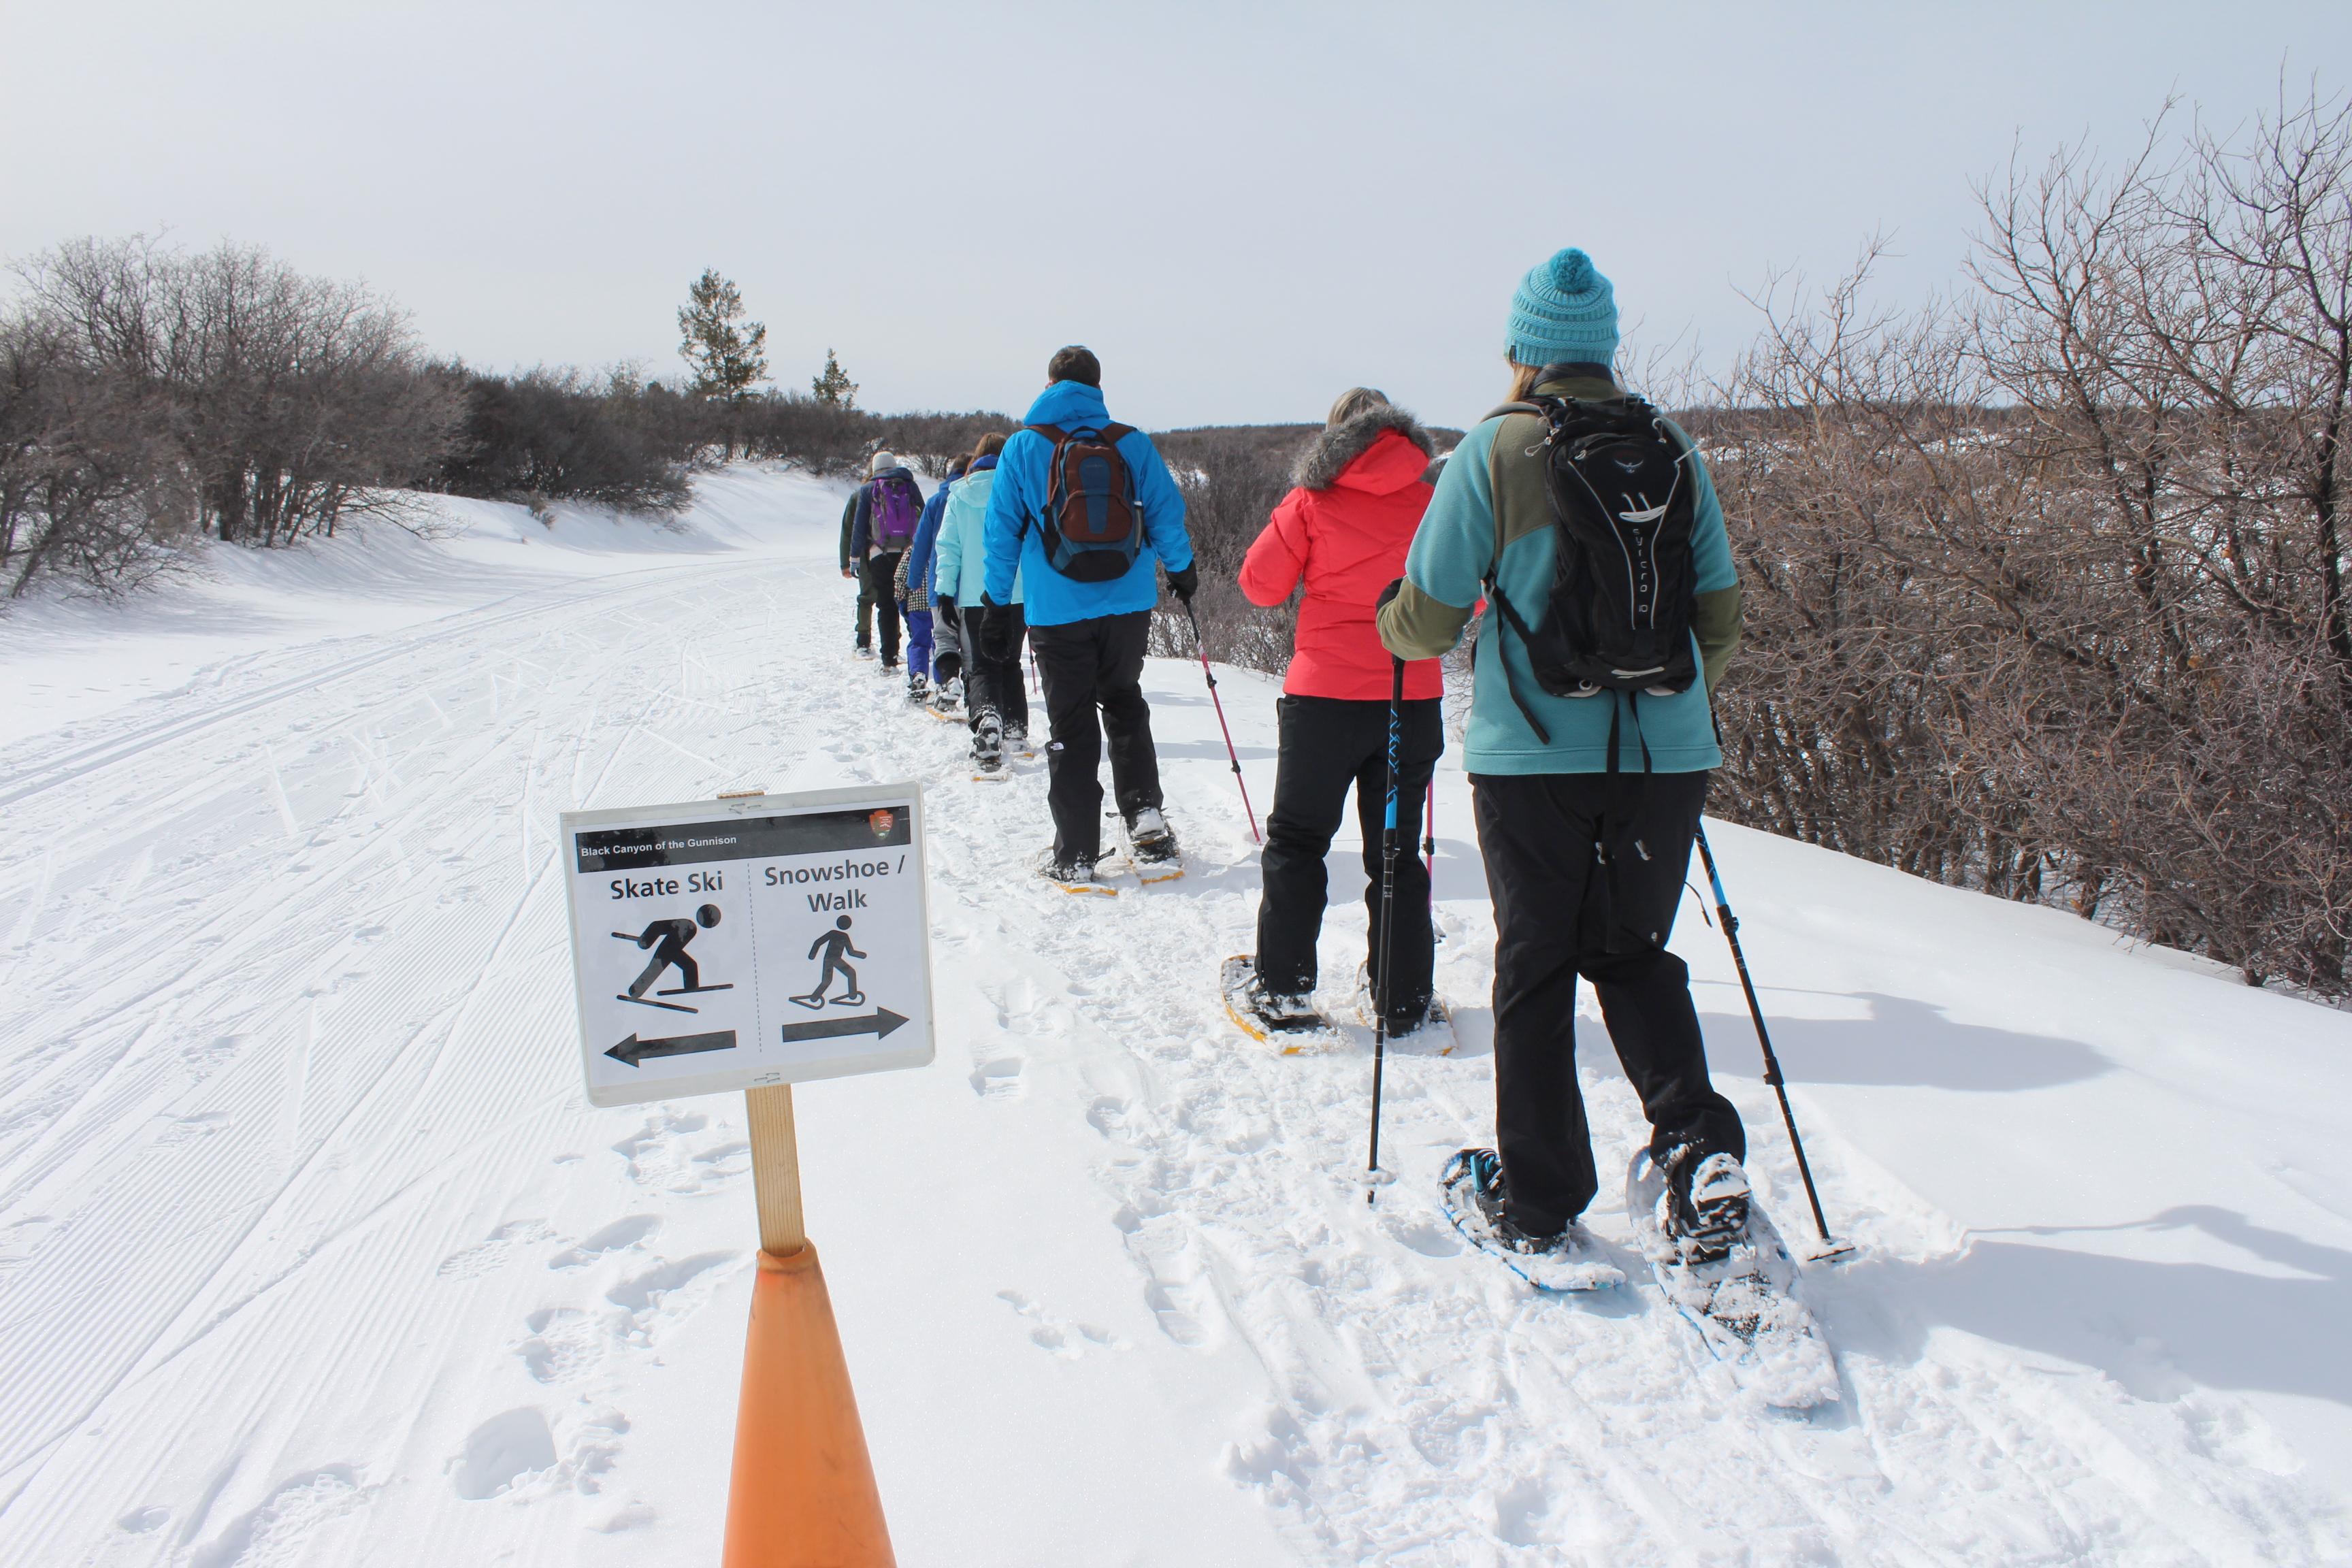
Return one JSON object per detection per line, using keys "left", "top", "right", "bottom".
{"left": 791, "top": 915, "right": 867, "bottom": 1009}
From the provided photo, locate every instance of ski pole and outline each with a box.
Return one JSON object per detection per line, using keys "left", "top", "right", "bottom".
{"left": 1181, "top": 599, "right": 1260, "bottom": 843}
{"left": 1366, "top": 655, "right": 1404, "bottom": 1203}
{"left": 1692, "top": 823, "right": 1844, "bottom": 1253}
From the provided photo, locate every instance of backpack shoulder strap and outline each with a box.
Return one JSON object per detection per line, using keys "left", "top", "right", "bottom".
{"left": 1024, "top": 423, "right": 1068, "bottom": 443}
{"left": 1099, "top": 422, "right": 1135, "bottom": 443}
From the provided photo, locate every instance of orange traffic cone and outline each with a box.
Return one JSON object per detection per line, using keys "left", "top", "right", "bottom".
{"left": 722, "top": 1243, "right": 895, "bottom": 1566}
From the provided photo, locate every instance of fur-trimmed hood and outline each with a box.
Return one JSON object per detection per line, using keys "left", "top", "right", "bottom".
{"left": 1290, "top": 406, "right": 1437, "bottom": 492}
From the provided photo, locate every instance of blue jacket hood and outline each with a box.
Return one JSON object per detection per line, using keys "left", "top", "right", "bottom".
{"left": 970, "top": 453, "right": 999, "bottom": 472}
{"left": 1023, "top": 380, "right": 1111, "bottom": 431}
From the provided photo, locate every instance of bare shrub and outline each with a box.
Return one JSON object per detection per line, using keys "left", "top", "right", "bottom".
{"left": 15, "top": 237, "right": 460, "bottom": 546}
{"left": 1701, "top": 93, "right": 2352, "bottom": 996}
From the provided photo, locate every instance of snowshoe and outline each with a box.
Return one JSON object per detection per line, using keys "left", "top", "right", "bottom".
{"left": 1625, "top": 1149, "right": 1838, "bottom": 1408}
{"left": 1036, "top": 850, "right": 1115, "bottom": 897}
{"left": 907, "top": 671, "right": 931, "bottom": 703}
{"left": 1003, "top": 721, "right": 1035, "bottom": 760}
{"left": 1439, "top": 1149, "right": 1624, "bottom": 1292}
{"left": 1218, "top": 956, "right": 1331, "bottom": 1049}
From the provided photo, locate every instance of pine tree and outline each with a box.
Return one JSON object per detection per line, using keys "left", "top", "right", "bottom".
{"left": 811, "top": 348, "right": 858, "bottom": 410}
{"left": 676, "top": 270, "right": 769, "bottom": 402}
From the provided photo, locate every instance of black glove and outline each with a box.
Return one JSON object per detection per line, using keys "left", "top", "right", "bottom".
{"left": 1376, "top": 576, "right": 1405, "bottom": 610}
{"left": 1167, "top": 564, "right": 1199, "bottom": 604}
{"left": 934, "top": 594, "right": 958, "bottom": 630}
{"left": 979, "top": 596, "right": 1014, "bottom": 665}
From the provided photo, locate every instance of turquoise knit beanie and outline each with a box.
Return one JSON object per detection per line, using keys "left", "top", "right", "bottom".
{"left": 1507, "top": 248, "right": 1619, "bottom": 368}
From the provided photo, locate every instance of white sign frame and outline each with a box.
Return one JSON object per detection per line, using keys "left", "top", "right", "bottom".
{"left": 560, "top": 784, "right": 936, "bottom": 1109}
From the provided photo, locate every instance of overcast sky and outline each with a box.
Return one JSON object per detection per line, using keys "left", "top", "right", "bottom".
{"left": 5, "top": 1, "right": 2348, "bottom": 429}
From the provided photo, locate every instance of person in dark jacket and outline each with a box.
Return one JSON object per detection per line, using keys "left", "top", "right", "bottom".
{"left": 1234, "top": 388, "right": 1443, "bottom": 1034}
{"left": 1377, "top": 246, "right": 1751, "bottom": 1265}
{"left": 979, "top": 346, "right": 1195, "bottom": 885}
{"left": 845, "top": 450, "right": 925, "bottom": 670}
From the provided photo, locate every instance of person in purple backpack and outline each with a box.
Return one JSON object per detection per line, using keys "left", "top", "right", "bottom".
{"left": 845, "top": 449, "right": 926, "bottom": 670}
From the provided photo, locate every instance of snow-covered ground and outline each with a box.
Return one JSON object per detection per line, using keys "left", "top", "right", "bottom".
{"left": 1, "top": 466, "right": 2348, "bottom": 1566}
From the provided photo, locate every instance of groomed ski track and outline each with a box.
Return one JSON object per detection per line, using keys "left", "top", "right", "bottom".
{"left": 1, "top": 468, "right": 2347, "bottom": 1565}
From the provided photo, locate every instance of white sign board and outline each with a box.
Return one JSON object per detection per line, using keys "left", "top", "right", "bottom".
{"left": 561, "top": 785, "right": 935, "bottom": 1108}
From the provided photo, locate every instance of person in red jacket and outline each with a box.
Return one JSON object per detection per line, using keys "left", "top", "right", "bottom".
{"left": 1234, "top": 388, "right": 1446, "bottom": 1033}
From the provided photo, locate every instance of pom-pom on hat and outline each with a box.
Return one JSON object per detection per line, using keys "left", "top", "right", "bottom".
{"left": 1507, "top": 248, "right": 1619, "bottom": 368}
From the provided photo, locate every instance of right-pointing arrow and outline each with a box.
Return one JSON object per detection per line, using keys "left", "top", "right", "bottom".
{"left": 777, "top": 1007, "right": 909, "bottom": 1045}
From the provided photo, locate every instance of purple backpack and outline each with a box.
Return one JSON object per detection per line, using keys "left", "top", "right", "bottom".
{"left": 871, "top": 475, "right": 921, "bottom": 547}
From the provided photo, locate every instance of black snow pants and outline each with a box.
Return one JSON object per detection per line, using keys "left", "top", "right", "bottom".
{"left": 861, "top": 553, "right": 904, "bottom": 664}
{"left": 1471, "top": 768, "right": 1744, "bottom": 1235}
{"left": 1254, "top": 694, "right": 1442, "bottom": 1023}
{"left": 1029, "top": 609, "right": 1161, "bottom": 864}
{"left": 968, "top": 602, "right": 1030, "bottom": 734}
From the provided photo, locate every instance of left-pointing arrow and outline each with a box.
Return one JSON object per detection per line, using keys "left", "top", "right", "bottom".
{"left": 606, "top": 1029, "right": 738, "bottom": 1068}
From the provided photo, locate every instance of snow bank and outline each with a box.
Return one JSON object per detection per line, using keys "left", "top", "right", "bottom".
{"left": 0, "top": 465, "right": 2347, "bottom": 1566}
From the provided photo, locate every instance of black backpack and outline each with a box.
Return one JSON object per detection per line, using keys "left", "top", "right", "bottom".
{"left": 1026, "top": 422, "right": 1144, "bottom": 581}
{"left": 1483, "top": 394, "right": 1699, "bottom": 755}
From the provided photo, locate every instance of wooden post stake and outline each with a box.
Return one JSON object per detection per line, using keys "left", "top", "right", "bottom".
{"left": 745, "top": 1083, "right": 805, "bottom": 1258}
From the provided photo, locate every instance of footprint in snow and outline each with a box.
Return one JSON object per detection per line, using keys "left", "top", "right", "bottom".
{"left": 437, "top": 1219, "right": 553, "bottom": 1281}
{"left": 516, "top": 1307, "right": 604, "bottom": 1384}
{"left": 997, "top": 1289, "right": 1127, "bottom": 1358}
{"left": 451, "top": 1409, "right": 557, "bottom": 1501}
{"left": 548, "top": 1215, "right": 659, "bottom": 1269}
{"left": 969, "top": 1056, "right": 1025, "bottom": 1098}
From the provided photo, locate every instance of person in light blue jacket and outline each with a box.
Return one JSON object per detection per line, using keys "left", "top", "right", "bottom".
{"left": 933, "top": 433, "right": 1024, "bottom": 764}
{"left": 1377, "top": 248, "right": 1751, "bottom": 1269}
{"left": 979, "top": 346, "right": 1197, "bottom": 883}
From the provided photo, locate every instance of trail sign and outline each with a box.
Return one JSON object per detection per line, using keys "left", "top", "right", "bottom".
{"left": 560, "top": 785, "right": 935, "bottom": 1108}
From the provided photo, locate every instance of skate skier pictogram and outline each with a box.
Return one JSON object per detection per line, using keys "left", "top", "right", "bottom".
{"left": 610, "top": 904, "right": 733, "bottom": 1014}
{"left": 791, "top": 915, "right": 867, "bottom": 1009}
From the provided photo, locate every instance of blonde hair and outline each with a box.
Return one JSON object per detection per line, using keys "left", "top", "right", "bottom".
{"left": 1326, "top": 386, "right": 1390, "bottom": 428}
{"left": 970, "top": 431, "right": 1007, "bottom": 459}
{"left": 1506, "top": 358, "right": 1546, "bottom": 402}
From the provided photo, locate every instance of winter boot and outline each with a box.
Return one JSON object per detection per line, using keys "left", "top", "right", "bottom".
{"left": 1658, "top": 1145, "right": 1752, "bottom": 1260}
{"left": 1449, "top": 1149, "right": 1570, "bottom": 1254}
{"left": 1035, "top": 849, "right": 1109, "bottom": 893}
{"left": 1353, "top": 962, "right": 1435, "bottom": 1037}
{"left": 1003, "top": 720, "right": 1029, "bottom": 756}
{"left": 972, "top": 708, "right": 1004, "bottom": 774}
{"left": 1126, "top": 806, "right": 1179, "bottom": 866}
{"left": 855, "top": 640, "right": 875, "bottom": 660}
{"left": 908, "top": 669, "right": 930, "bottom": 702}
{"left": 1237, "top": 964, "right": 1321, "bottom": 1033}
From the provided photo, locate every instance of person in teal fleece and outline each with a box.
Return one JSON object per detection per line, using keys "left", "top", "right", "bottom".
{"left": 980, "top": 346, "right": 1198, "bottom": 881}
{"left": 934, "top": 434, "right": 1025, "bottom": 765}
{"left": 1377, "top": 248, "right": 1753, "bottom": 1264}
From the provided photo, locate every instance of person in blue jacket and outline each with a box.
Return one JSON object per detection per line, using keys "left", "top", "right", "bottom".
{"left": 980, "top": 346, "right": 1197, "bottom": 885}
{"left": 1377, "top": 248, "right": 1752, "bottom": 1267}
